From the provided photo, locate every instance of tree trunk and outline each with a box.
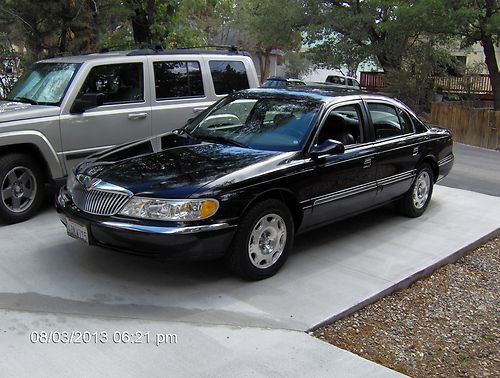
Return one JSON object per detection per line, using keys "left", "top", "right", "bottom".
{"left": 257, "top": 50, "right": 272, "bottom": 84}
{"left": 480, "top": 10, "right": 500, "bottom": 110}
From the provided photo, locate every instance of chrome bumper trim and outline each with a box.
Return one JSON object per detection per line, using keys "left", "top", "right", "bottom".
{"left": 100, "top": 221, "right": 236, "bottom": 235}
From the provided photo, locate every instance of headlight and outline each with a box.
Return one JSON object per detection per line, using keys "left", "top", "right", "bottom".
{"left": 118, "top": 197, "right": 219, "bottom": 221}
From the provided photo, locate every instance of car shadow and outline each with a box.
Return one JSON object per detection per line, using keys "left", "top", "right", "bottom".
{"left": 57, "top": 203, "right": 404, "bottom": 289}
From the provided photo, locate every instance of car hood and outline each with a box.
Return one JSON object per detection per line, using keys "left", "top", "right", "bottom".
{"left": 76, "top": 134, "right": 285, "bottom": 198}
{"left": 0, "top": 101, "right": 60, "bottom": 123}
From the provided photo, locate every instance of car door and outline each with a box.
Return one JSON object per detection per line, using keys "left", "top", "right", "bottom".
{"left": 60, "top": 60, "right": 152, "bottom": 170}
{"left": 304, "top": 101, "right": 377, "bottom": 228}
{"left": 365, "top": 100, "right": 420, "bottom": 203}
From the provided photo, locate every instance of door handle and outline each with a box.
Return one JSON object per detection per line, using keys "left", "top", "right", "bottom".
{"left": 363, "top": 158, "right": 372, "bottom": 168}
{"left": 193, "top": 107, "right": 208, "bottom": 114}
{"left": 413, "top": 146, "right": 419, "bottom": 156}
{"left": 128, "top": 112, "right": 148, "bottom": 120}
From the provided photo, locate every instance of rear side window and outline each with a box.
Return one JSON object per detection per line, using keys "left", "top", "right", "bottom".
{"left": 209, "top": 61, "right": 250, "bottom": 95}
{"left": 368, "top": 103, "right": 404, "bottom": 140}
{"left": 409, "top": 113, "right": 429, "bottom": 133}
{"left": 396, "top": 108, "right": 414, "bottom": 134}
{"left": 153, "top": 61, "right": 204, "bottom": 100}
{"left": 327, "top": 76, "right": 345, "bottom": 85}
{"left": 79, "top": 63, "right": 144, "bottom": 104}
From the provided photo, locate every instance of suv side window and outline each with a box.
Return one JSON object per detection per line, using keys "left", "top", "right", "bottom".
{"left": 317, "top": 104, "right": 363, "bottom": 146}
{"left": 79, "top": 63, "right": 144, "bottom": 104}
{"left": 153, "top": 61, "right": 204, "bottom": 100}
{"left": 209, "top": 61, "right": 250, "bottom": 95}
{"left": 368, "top": 103, "right": 405, "bottom": 140}
{"left": 347, "top": 78, "right": 354, "bottom": 86}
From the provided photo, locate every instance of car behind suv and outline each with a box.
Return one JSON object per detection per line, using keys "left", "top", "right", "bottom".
{"left": 0, "top": 48, "right": 259, "bottom": 223}
{"left": 325, "top": 75, "right": 360, "bottom": 89}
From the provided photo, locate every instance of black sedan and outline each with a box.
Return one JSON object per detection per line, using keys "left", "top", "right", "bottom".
{"left": 56, "top": 88, "right": 454, "bottom": 280}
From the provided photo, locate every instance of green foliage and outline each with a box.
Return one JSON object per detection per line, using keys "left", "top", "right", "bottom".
{"left": 301, "top": 0, "right": 457, "bottom": 72}
{"left": 0, "top": 0, "right": 131, "bottom": 62}
{"left": 284, "top": 51, "right": 312, "bottom": 79}
{"left": 234, "top": 0, "right": 302, "bottom": 80}
{"left": 384, "top": 41, "right": 454, "bottom": 112}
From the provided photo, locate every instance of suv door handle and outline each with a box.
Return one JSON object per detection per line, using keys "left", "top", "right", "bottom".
{"left": 413, "top": 146, "right": 419, "bottom": 156}
{"left": 193, "top": 107, "right": 208, "bottom": 114}
{"left": 363, "top": 158, "right": 372, "bottom": 168}
{"left": 128, "top": 112, "right": 148, "bottom": 120}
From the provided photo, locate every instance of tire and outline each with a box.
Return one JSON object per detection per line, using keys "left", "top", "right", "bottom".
{"left": 396, "top": 163, "right": 434, "bottom": 218}
{"left": 225, "top": 199, "right": 294, "bottom": 280}
{"left": 0, "top": 153, "right": 45, "bottom": 224}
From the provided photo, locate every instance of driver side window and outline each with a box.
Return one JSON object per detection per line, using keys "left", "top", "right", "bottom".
{"left": 316, "top": 104, "right": 363, "bottom": 146}
{"left": 78, "top": 63, "right": 144, "bottom": 105}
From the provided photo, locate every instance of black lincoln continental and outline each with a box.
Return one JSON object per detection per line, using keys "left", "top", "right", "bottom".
{"left": 56, "top": 88, "right": 454, "bottom": 280}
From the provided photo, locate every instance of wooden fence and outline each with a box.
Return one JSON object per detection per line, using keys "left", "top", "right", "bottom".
{"left": 359, "top": 72, "right": 385, "bottom": 90}
{"left": 360, "top": 72, "right": 493, "bottom": 98}
{"left": 433, "top": 75, "right": 492, "bottom": 95}
{"left": 430, "top": 102, "right": 499, "bottom": 150}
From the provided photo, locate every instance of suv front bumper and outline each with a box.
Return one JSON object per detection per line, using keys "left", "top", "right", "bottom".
{"left": 56, "top": 186, "right": 236, "bottom": 260}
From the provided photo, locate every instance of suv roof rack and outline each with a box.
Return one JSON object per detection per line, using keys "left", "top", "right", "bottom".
{"left": 126, "top": 45, "right": 248, "bottom": 57}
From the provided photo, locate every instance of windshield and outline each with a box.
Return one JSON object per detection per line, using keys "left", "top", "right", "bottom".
{"left": 6, "top": 63, "right": 80, "bottom": 105}
{"left": 185, "top": 95, "right": 321, "bottom": 152}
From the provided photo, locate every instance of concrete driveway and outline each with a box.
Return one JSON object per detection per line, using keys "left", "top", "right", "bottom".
{"left": 1, "top": 143, "right": 499, "bottom": 376}
{"left": 0, "top": 187, "right": 498, "bottom": 331}
{"left": 1, "top": 185, "right": 499, "bottom": 376}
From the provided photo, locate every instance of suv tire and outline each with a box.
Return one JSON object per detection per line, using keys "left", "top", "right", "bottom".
{"left": 0, "top": 153, "right": 44, "bottom": 224}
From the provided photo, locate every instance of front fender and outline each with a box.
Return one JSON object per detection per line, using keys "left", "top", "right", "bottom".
{"left": 0, "top": 131, "right": 64, "bottom": 179}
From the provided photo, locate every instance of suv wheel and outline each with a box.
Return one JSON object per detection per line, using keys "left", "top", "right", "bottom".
{"left": 0, "top": 154, "right": 45, "bottom": 224}
{"left": 225, "top": 199, "right": 294, "bottom": 280}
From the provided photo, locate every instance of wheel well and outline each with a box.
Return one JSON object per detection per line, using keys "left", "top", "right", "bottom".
{"left": 0, "top": 144, "right": 52, "bottom": 183}
{"left": 244, "top": 190, "right": 303, "bottom": 231}
{"left": 422, "top": 157, "right": 439, "bottom": 183}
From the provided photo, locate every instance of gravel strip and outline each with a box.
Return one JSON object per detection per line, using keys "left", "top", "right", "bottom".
{"left": 313, "top": 237, "right": 499, "bottom": 377}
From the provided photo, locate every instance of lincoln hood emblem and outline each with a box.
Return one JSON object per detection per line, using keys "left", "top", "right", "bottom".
{"left": 77, "top": 174, "right": 102, "bottom": 190}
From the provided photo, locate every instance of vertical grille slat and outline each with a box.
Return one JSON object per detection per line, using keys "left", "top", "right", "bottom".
{"left": 71, "top": 181, "right": 131, "bottom": 216}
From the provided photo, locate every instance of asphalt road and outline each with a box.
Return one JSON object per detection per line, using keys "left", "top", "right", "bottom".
{"left": 438, "top": 143, "right": 500, "bottom": 197}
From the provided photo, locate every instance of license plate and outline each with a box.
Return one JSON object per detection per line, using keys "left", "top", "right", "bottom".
{"left": 66, "top": 218, "right": 89, "bottom": 244}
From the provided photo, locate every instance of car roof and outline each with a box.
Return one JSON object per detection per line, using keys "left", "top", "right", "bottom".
{"left": 241, "top": 87, "right": 394, "bottom": 104}
{"left": 326, "top": 74, "right": 358, "bottom": 80}
{"left": 37, "top": 47, "right": 251, "bottom": 64}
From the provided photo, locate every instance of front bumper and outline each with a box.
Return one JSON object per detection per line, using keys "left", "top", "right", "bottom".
{"left": 56, "top": 187, "right": 237, "bottom": 260}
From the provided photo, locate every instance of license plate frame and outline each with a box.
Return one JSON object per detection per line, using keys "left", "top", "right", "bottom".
{"left": 66, "top": 218, "right": 89, "bottom": 244}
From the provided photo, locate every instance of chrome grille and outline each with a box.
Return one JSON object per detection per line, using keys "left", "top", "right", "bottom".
{"left": 72, "top": 184, "right": 131, "bottom": 216}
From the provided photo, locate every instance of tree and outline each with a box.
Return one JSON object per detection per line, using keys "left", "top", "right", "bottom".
{"left": 0, "top": 0, "right": 130, "bottom": 62}
{"left": 235, "top": 0, "right": 302, "bottom": 82}
{"left": 302, "top": 1, "right": 409, "bottom": 72}
{"left": 446, "top": 0, "right": 500, "bottom": 110}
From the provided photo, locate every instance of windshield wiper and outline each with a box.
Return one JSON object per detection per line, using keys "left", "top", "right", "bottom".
{"left": 198, "top": 134, "right": 247, "bottom": 148}
{"left": 11, "top": 97, "right": 39, "bottom": 105}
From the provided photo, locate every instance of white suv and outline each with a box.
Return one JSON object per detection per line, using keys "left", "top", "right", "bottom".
{"left": 0, "top": 48, "right": 259, "bottom": 223}
{"left": 325, "top": 75, "right": 360, "bottom": 89}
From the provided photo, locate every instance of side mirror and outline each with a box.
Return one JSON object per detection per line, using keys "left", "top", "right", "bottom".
{"left": 70, "top": 93, "right": 104, "bottom": 114}
{"left": 310, "top": 139, "right": 345, "bottom": 160}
